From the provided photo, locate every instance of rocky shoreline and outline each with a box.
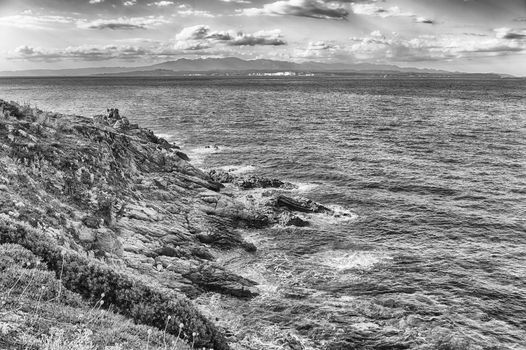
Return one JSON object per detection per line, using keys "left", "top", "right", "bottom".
{"left": 0, "top": 100, "right": 345, "bottom": 349}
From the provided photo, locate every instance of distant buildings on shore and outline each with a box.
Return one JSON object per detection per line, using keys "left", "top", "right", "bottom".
{"left": 183, "top": 71, "right": 315, "bottom": 77}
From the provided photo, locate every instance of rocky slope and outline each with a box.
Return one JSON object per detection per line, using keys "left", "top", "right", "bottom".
{"left": 0, "top": 99, "right": 340, "bottom": 348}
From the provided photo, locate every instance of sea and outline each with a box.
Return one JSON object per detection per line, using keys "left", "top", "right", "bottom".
{"left": 1, "top": 76, "right": 525, "bottom": 350}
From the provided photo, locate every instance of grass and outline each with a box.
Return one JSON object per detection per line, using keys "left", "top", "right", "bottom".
{"left": 0, "top": 215, "right": 228, "bottom": 349}
{"left": 0, "top": 242, "right": 196, "bottom": 350}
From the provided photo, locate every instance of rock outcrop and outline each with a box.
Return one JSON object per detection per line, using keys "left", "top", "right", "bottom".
{"left": 0, "top": 100, "right": 339, "bottom": 348}
{"left": 0, "top": 101, "right": 257, "bottom": 300}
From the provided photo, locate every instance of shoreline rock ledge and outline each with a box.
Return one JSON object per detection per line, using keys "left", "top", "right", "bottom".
{"left": 0, "top": 100, "right": 335, "bottom": 348}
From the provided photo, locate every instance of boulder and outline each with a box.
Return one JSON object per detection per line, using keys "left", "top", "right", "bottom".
{"left": 183, "top": 264, "right": 259, "bottom": 298}
{"left": 95, "top": 228, "right": 123, "bottom": 257}
{"left": 278, "top": 212, "right": 310, "bottom": 227}
{"left": 276, "top": 195, "right": 331, "bottom": 214}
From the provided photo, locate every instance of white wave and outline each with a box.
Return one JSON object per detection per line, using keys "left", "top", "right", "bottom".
{"left": 153, "top": 133, "right": 175, "bottom": 141}
{"left": 215, "top": 165, "right": 256, "bottom": 175}
{"left": 184, "top": 145, "right": 229, "bottom": 165}
{"left": 289, "top": 182, "right": 320, "bottom": 192}
{"left": 311, "top": 250, "right": 389, "bottom": 271}
{"left": 189, "top": 145, "right": 228, "bottom": 155}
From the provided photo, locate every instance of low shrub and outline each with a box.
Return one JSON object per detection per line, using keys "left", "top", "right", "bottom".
{"left": 0, "top": 215, "right": 229, "bottom": 350}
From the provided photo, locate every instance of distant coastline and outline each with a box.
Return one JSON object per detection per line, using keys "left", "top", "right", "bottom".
{"left": 0, "top": 57, "right": 516, "bottom": 78}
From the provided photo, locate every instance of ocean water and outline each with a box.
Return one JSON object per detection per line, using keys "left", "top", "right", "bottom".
{"left": 1, "top": 76, "right": 525, "bottom": 349}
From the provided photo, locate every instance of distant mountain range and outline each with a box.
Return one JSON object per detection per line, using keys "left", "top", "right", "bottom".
{"left": 0, "top": 57, "right": 510, "bottom": 77}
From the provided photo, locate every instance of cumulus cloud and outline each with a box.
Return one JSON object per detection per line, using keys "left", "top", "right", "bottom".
{"left": 123, "top": 0, "right": 137, "bottom": 6}
{"left": 89, "top": 0, "right": 104, "bottom": 4}
{"left": 293, "top": 30, "right": 526, "bottom": 63}
{"left": 495, "top": 27, "right": 526, "bottom": 40}
{"left": 149, "top": 1, "right": 175, "bottom": 7}
{"left": 174, "top": 25, "right": 286, "bottom": 49}
{"left": 175, "top": 4, "right": 215, "bottom": 17}
{"left": 176, "top": 25, "right": 211, "bottom": 40}
{"left": 239, "top": 0, "right": 349, "bottom": 20}
{"left": 416, "top": 17, "right": 434, "bottom": 24}
{"left": 78, "top": 16, "right": 169, "bottom": 30}
{"left": 351, "top": 3, "right": 433, "bottom": 23}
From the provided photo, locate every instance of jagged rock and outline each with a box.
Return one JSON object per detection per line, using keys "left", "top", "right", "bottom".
{"left": 278, "top": 212, "right": 309, "bottom": 227}
{"left": 95, "top": 228, "right": 123, "bottom": 257}
{"left": 0, "top": 100, "right": 332, "bottom": 315}
{"left": 276, "top": 195, "right": 331, "bottom": 214}
{"left": 237, "top": 175, "right": 285, "bottom": 190}
{"left": 183, "top": 264, "right": 259, "bottom": 298}
{"left": 83, "top": 215, "right": 103, "bottom": 229}
{"left": 113, "top": 117, "right": 130, "bottom": 131}
{"left": 208, "top": 169, "right": 295, "bottom": 190}
{"left": 208, "top": 169, "right": 237, "bottom": 183}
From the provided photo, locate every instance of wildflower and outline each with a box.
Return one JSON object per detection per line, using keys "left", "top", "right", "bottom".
{"left": 101, "top": 292, "right": 105, "bottom": 298}
{"left": 179, "top": 323, "right": 184, "bottom": 329}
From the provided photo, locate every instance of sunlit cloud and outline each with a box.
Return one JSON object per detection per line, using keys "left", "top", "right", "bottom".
{"left": 239, "top": 0, "right": 349, "bottom": 20}
{"left": 77, "top": 16, "right": 169, "bottom": 30}
{"left": 0, "top": 14, "right": 76, "bottom": 30}
{"left": 174, "top": 25, "right": 286, "bottom": 49}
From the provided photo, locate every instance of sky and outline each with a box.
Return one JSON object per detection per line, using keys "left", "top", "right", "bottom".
{"left": 0, "top": 0, "right": 525, "bottom": 75}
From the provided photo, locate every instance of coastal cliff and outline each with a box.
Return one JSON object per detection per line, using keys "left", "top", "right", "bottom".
{"left": 0, "top": 100, "right": 334, "bottom": 349}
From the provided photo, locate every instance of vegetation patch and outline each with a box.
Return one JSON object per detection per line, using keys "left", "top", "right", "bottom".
{"left": 0, "top": 215, "right": 229, "bottom": 350}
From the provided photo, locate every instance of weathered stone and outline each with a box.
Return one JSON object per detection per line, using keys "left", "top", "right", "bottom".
{"left": 83, "top": 215, "right": 103, "bottom": 229}
{"left": 0, "top": 100, "right": 335, "bottom": 314}
{"left": 77, "top": 227, "right": 97, "bottom": 243}
{"left": 276, "top": 195, "right": 331, "bottom": 214}
{"left": 208, "top": 169, "right": 295, "bottom": 190}
{"left": 278, "top": 212, "right": 310, "bottom": 227}
{"left": 183, "top": 264, "right": 259, "bottom": 298}
{"left": 95, "top": 228, "right": 123, "bottom": 257}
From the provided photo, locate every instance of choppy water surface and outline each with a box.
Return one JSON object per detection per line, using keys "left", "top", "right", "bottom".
{"left": 1, "top": 76, "right": 525, "bottom": 349}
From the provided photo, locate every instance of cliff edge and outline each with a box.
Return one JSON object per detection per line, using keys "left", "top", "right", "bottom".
{"left": 0, "top": 100, "right": 338, "bottom": 349}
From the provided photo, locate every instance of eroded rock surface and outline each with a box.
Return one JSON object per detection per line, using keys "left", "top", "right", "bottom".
{"left": 0, "top": 100, "right": 258, "bottom": 298}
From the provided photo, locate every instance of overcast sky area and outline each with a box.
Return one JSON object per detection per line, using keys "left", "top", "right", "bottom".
{"left": 0, "top": 0, "right": 525, "bottom": 75}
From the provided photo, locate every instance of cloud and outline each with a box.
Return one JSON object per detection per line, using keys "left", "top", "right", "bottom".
{"left": 78, "top": 17, "right": 169, "bottom": 30}
{"left": 293, "top": 30, "right": 526, "bottom": 63}
{"left": 175, "top": 25, "right": 211, "bottom": 40}
{"left": 416, "top": 17, "right": 434, "bottom": 24}
{"left": 239, "top": 0, "right": 349, "bottom": 20}
{"left": 174, "top": 25, "right": 286, "bottom": 50}
{"left": 10, "top": 44, "right": 185, "bottom": 62}
{"left": 87, "top": 23, "right": 146, "bottom": 30}
{"left": 221, "top": 0, "right": 251, "bottom": 3}
{"left": 230, "top": 30, "right": 286, "bottom": 46}
{"left": 0, "top": 14, "right": 75, "bottom": 29}
{"left": 351, "top": 3, "right": 433, "bottom": 23}
{"left": 495, "top": 27, "right": 526, "bottom": 40}
{"left": 175, "top": 4, "right": 215, "bottom": 17}
{"left": 149, "top": 1, "right": 175, "bottom": 7}
{"left": 123, "top": 0, "right": 137, "bottom": 6}
{"left": 89, "top": 0, "right": 104, "bottom": 4}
